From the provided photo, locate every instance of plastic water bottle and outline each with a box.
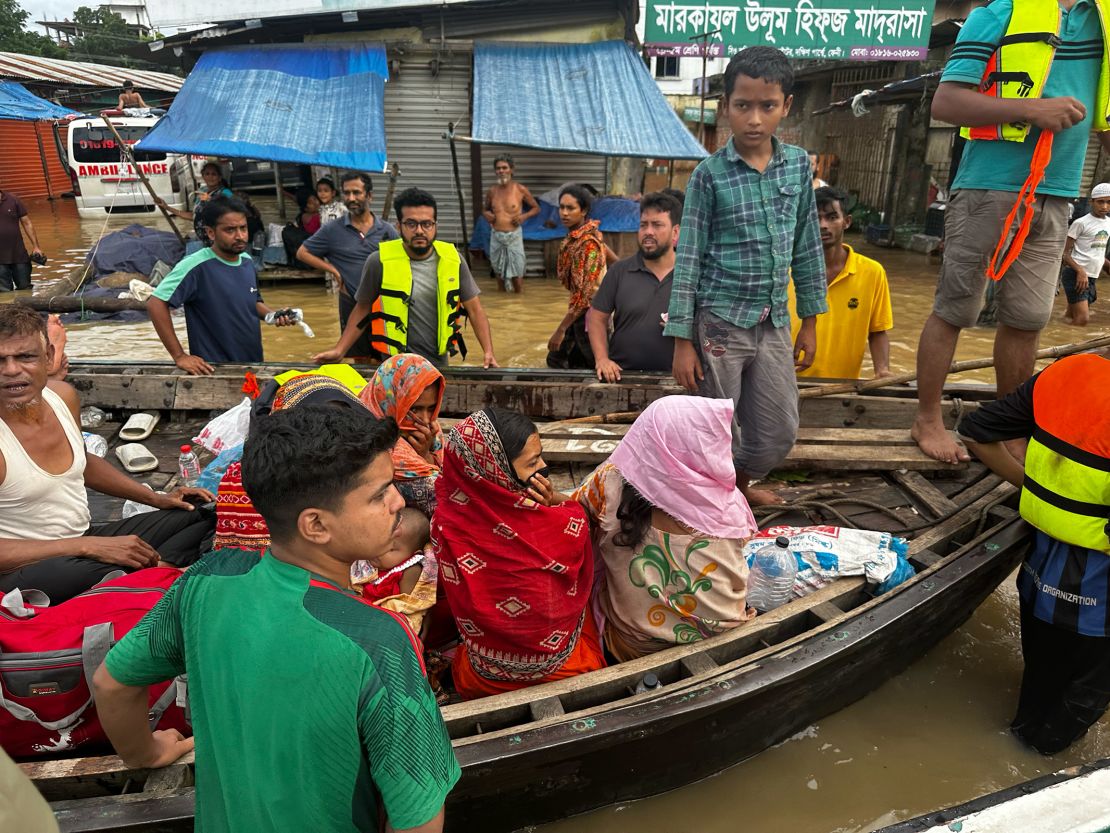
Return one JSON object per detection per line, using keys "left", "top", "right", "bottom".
{"left": 178, "top": 444, "right": 201, "bottom": 486}
{"left": 747, "top": 536, "right": 798, "bottom": 612}
{"left": 633, "top": 673, "right": 662, "bottom": 695}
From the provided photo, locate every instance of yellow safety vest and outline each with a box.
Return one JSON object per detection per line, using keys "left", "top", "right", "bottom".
{"left": 1019, "top": 354, "right": 1110, "bottom": 553}
{"left": 367, "top": 239, "right": 467, "bottom": 359}
{"left": 960, "top": 0, "right": 1110, "bottom": 142}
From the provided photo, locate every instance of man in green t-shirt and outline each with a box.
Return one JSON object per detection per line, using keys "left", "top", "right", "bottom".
{"left": 93, "top": 406, "right": 460, "bottom": 833}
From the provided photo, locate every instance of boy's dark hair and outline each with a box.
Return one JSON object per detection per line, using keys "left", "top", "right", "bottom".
{"left": 493, "top": 153, "right": 514, "bottom": 169}
{"left": 394, "top": 187, "right": 437, "bottom": 221}
{"left": 0, "top": 304, "right": 47, "bottom": 343}
{"left": 814, "top": 186, "right": 851, "bottom": 216}
{"left": 559, "top": 184, "right": 594, "bottom": 215}
{"left": 723, "top": 46, "right": 794, "bottom": 99}
{"left": 661, "top": 187, "right": 686, "bottom": 210}
{"left": 640, "top": 191, "right": 682, "bottom": 225}
{"left": 241, "top": 406, "right": 399, "bottom": 543}
{"left": 201, "top": 197, "right": 248, "bottom": 228}
{"left": 340, "top": 172, "right": 373, "bottom": 193}
{"left": 315, "top": 177, "right": 337, "bottom": 192}
{"left": 482, "top": 406, "right": 537, "bottom": 461}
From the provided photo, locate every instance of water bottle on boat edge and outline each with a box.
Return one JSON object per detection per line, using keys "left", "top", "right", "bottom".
{"left": 747, "top": 535, "right": 797, "bottom": 613}
{"left": 178, "top": 444, "right": 201, "bottom": 487}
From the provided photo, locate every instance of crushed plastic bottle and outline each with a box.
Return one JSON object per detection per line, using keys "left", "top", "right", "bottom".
{"left": 80, "top": 407, "right": 106, "bottom": 429}
{"left": 747, "top": 535, "right": 798, "bottom": 613}
{"left": 264, "top": 307, "right": 314, "bottom": 338}
{"left": 82, "top": 432, "right": 108, "bottom": 458}
{"left": 122, "top": 484, "right": 158, "bottom": 518}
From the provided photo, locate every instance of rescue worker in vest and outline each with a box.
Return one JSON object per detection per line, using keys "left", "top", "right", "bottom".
{"left": 312, "top": 187, "right": 499, "bottom": 369}
{"left": 912, "top": 0, "right": 1110, "bottom": 466}
{"left": 957, "top": 352, "right": 1110, "bottom": 755}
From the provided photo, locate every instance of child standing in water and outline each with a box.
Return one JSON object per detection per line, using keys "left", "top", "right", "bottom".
{"left": 1061, "top": 183, "right": 1110, "bottom": 327}
{"left": 664, "top": 46, "right": 826, "bottom": 506}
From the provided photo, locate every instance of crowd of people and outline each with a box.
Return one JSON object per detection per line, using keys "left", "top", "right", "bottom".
{"left": 4, "top": 20, "right": 1110, "bottom": 830}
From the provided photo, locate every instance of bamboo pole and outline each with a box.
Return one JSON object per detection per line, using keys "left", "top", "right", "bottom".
{"left": 97, "top": 112, "right": 186, "bottom": 245}
{"left": 562, "top": 411, "right": 642, "bottom": 424}
{"left": 799, "top": 332, "right": 1110, "bottom": 399}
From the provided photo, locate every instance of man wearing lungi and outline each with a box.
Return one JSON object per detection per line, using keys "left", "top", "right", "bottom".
{"left": 482, "top": 154, "right": 539, "bottom": 293}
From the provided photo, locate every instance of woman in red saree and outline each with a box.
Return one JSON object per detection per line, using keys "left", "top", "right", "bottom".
{"left": 360, "top": 353, "right": 445, "bottom": 516}
{"left": 433, "top": 407, "right": 606, "bottom": 699}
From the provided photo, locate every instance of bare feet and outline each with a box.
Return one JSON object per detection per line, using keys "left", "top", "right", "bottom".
{"left": 911, "top": 415, "right": 971, "bottom": 464}
{"left": 1003, "top": 437, "right": 1028, "bottom": 465}
{"left": 741, "top": 486, "right": 785, "bottom": 506}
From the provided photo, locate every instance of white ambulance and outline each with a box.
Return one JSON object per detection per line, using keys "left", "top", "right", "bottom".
{"left": 66, "top": 113, "right": 188, "bottom": 218}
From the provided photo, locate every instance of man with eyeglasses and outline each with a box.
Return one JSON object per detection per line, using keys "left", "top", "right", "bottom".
{"left": 313, "top": 188, "right": 498, "bottom": 368}
{"left": 296, "top": 172, "right": 399, "bottom": 359}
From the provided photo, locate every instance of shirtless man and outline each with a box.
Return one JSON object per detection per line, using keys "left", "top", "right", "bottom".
{"left": 117, "top": 80, "right": 148, "bottom": 110}
{"left": 482, "top": 154, "right": 539, "bottom": 293}
{"left": 0, "top": 305, "right": 215, "bottom": 604}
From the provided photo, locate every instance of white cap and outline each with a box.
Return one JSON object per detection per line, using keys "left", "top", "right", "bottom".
{"left": 1092, "top": 182, "right": 1110, "bottom": 199}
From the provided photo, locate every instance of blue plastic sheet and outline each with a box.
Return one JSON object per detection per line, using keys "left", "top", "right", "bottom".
{"left": 0, "top": 81, "right": 78, "bottom": 121}
{"left": 469, "top": 196, "right": 641, "bottom": 254}
{"left": 472, "top": 40, "right": 707, "bottom": 160}
{"left": 138, "top": 44, "right": 388, "bottom": 171}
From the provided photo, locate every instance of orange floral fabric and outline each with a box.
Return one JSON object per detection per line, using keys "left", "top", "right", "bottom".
{"left": 557, "top": 219, "right": 606, "bottom": 315}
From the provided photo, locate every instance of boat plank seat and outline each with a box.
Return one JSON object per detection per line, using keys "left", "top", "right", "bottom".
{"left": 891, "top": 470, "right": 960, "bottom": 518}
{"left": 51, "top": 789, "right": 195, "bottom": 833}
{"left": 528, "top": 697, "right": 566, "bottom": 722}
{"left": 808, "top": 602, "right": 847, "bottom": 624}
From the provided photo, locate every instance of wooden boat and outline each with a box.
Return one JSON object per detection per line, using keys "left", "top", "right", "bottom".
{"left": 18, "top": 375, "right": 1032, "bottom": 832}
{"left": 874, "top": 758, "right": 1110, "bottom": 833}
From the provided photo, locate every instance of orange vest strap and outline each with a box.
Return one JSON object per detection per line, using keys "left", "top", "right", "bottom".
{"left": 986, "top": 130, "right": 1054, "bottom": 281}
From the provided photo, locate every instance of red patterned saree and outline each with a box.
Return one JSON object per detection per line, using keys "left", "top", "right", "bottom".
{"left": 432, "top": 410, "right": 605, "bottom": 699}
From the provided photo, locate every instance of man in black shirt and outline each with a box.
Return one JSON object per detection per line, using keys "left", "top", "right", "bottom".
{"left": 587, "top": 192, "right": 681, "bottom": 381}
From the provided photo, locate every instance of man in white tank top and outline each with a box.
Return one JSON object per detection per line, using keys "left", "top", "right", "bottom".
{"left": 0, "top": 306, "right": 217, "bottom": 603}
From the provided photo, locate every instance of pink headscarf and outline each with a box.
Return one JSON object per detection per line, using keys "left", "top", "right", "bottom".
{"left": 609, "top": 396, "right": 758, "bottom": 540}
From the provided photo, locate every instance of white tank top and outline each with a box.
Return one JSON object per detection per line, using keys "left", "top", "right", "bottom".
{"left": 0, "top": 387, "right": 91, "bottom": 540}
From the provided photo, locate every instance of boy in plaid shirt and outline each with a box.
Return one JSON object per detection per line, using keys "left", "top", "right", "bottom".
{"left": 665, "top": 46, "right": 826, "bottom": 505}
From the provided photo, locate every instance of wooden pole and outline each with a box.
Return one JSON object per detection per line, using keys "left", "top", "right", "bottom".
{"left": 446, "top": 122, "right": 471, "bottom": 267}
{"left": 273, "top": 165, "right": 286, "bottom": 221}
{"left": 798, "top": 333, "right": 1110, "bottom": 399}
{"left": 18, "top": 296, "right": 147, "bottom": 313}
{"left": 97, "top": 113, "right": 186, "bottom": 245}
{"left": 381, "top": 162, "right": 400, "bottom": 222}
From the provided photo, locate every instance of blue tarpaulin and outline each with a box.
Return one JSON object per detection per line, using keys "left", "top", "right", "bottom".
{"left": 472, "top": 40, "right": 707, "bottom": 160}
{"left": 0, "top": 81, "right": 78, "bottom": 121}
{"left": 469, "top": 196, "right": 640, "bottom": 254}
{"left": 138, "top": 44, "right": 389, "bottom": 171}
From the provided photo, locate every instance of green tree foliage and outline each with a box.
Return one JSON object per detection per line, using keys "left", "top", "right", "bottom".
{"left": 69, "top": 6, "right": 141, "bottom": 65}
{"left": 0, "top": 0, "right": 66, "bottom": 58}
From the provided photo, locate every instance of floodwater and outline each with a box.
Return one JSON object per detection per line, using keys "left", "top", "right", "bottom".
{"left": 11, "top": 197, "right": 1110, "bottom": 831}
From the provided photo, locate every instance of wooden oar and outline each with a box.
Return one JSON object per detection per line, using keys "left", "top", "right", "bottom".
{"left": 799, "top": 332, "right": 1110, "bottom": 399}
{"left": 561, "top": 411, "right": 642, "bottom": 424}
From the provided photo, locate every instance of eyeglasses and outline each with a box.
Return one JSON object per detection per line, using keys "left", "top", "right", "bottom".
{"left": 401, "top": 220, "right": 436, "bottom": 231}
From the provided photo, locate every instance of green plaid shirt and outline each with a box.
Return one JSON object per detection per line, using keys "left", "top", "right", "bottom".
{"left": 664, "top": 138, "right": 827, "bottom": 340}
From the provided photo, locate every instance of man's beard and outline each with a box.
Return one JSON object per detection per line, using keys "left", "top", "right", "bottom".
{"left": 347, "top": 200, "right": 368, "bottom": 216}
{"left": 408, "top": 240, "right": 433, "bottom": 257}
{"left": 640, "top": 241, "right": 671, "bottom": 261}
{"left": 2, "top": 394, "right": 41, "bottom": 413}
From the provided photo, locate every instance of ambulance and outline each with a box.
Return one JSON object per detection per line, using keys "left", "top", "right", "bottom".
{"left": 66, "top": 113, "right": 188, "bottom": 218}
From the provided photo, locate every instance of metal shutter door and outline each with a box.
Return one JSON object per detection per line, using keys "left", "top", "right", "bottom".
{"left": 0, "top": 120, "right": 47, "bottom": 198}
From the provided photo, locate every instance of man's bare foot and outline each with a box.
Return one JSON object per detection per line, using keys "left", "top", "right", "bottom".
{"left": 911, "top": 416, "right": 971, "bottom": 464}
{"left": 1003, "top": 437, "right": 1028, "bottom": 465}
{"left": 741, "top": 486, "right": 784, "bottom": 506}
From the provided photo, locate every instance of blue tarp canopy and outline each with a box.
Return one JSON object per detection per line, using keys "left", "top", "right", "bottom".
{"left": 472, "top": 40, "right": 707, "bottom": 160}
{"left": 138, "top": 44, "right": 389, "bottom": 171}
{"left": 0, "top": 81, "right": 78, "bottom": 121}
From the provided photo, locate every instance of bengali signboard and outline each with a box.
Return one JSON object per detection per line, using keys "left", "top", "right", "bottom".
{"left": 644, "top": 0, "right": 937, "bottom": 61}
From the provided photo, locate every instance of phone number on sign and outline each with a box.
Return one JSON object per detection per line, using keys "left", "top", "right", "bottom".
{"left": 850, "top": 46, "right": 924, "bottom": 59}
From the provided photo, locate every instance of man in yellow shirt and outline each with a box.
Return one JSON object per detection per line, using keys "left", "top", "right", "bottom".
{"left": 789, "top": 186, "right": 893, "bottom": 379}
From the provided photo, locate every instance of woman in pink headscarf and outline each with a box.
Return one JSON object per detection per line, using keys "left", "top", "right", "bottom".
{"left": 575, "top": 395, "right": 759, "bottom": 662}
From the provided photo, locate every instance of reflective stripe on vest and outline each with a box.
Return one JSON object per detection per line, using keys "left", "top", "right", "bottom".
{"left": 1018, "top": 354, "right": 1110, "bottom": 553}
{"left": 959, "top": 0, "right": 1110, "bottom": 143}
{"left": 368, "top": 239, "right": 467, "bottom": 359}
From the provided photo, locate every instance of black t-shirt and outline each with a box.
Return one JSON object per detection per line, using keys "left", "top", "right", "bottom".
{"left": 590, "top": 252, "right": 674, "bottom": 371}
{"left": 956, "top": 375, "right": 1037, "bottom": 444}
{"left": 0, "top": 192, "right": 29, "bottom": 265}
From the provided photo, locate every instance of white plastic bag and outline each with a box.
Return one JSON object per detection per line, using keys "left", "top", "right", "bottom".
{"left": 193, "top": 397, "right": 252, "bottom": 454}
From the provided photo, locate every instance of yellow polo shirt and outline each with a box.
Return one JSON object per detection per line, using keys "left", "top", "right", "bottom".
{"left": 789, "top": 244, "right": 893, "bottom": 379}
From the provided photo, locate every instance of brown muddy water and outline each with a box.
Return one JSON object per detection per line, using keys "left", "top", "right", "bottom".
{"left": 11, "top": 197, "right": 1110, "bottom": 831}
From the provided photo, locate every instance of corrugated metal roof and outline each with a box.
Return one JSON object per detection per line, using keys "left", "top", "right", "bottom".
{"left": 0, "top": 52, "right": 183, "bottom": 92}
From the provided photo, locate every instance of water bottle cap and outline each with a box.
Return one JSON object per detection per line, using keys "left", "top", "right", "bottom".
{"left": 643, "top": 672, "right": 659, "bottom": 687}
{"left": 180, "top": 444, "right": 192, "bottom": 453}
{"left": 775, "top": 536, "right": 790, "bottom": 547}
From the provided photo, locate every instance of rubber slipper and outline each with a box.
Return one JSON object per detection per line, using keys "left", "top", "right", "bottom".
{"left": 119, "top": 411, "right": 160, "bottom": 442}
{"left": 115, "top": 442, "right": 159, "bottom": 473}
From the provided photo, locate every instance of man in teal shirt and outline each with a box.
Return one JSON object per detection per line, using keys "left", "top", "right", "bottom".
{"left": 94, "top": 406, "right": 460, "bottom": 833}
{"left": 912, "top": 0, "right": 1110, "bottom": 464}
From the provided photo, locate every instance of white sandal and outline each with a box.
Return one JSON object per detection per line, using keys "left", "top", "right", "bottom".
{"left": 115, "top": 442, "right": 159, "bottom": 473}
{"left": 119, "top": 411, "right": 160, "bottom": 442}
